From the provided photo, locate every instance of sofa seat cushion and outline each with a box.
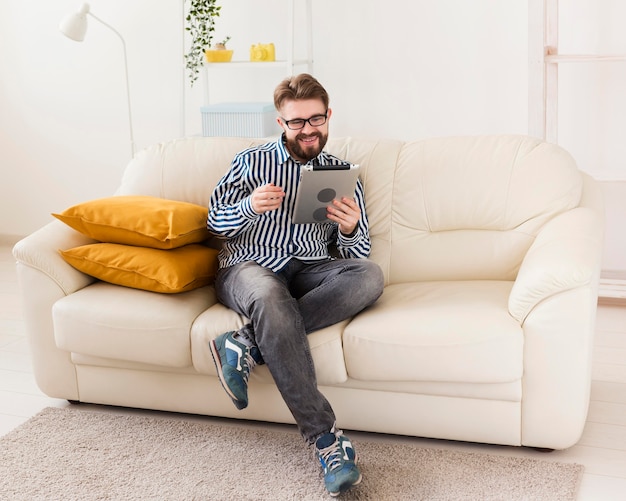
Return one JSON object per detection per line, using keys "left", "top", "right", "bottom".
{"left": 344, "top": 281, "right": 522, "bottom": 383}
{"left": 53, "top": 282, "right": 216, "bottom": 367}
{"left": 190, "top": 303, "right": 350, "bottom": 386}
{"left": 334, "top": 378, "right": 522, "bottom": 402}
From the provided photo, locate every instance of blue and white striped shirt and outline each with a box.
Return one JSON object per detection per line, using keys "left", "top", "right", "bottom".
{"left": 207, "top": 136, "right": 372, "bottom": 272}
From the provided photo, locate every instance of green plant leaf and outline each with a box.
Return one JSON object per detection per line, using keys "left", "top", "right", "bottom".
{"left": 184, "top": 0, "right": 222, "bottom": 86}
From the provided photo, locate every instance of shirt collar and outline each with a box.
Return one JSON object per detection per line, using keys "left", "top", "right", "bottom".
{"left": 275, "top": 134, "right": 291, "bottom": 165}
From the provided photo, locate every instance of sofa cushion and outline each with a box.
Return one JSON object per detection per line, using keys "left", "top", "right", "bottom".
{"left": 60, "top": 243, "right": 219, "bottom": 293}
{"left": 53, "top": 282, "right": 216, "bottom": 367}
{"left": 343, "top": 281, "right": 523, "bottom": 383}
{"left": 190, "top": 303, "right": 350, "bottom": 386}
{"left": 53, "top": 195, "right": 211, "bottom": 249}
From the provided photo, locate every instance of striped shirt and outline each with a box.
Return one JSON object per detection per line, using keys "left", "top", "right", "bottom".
{"left": 207, "top": 136, "right": 372, "bottom": 272}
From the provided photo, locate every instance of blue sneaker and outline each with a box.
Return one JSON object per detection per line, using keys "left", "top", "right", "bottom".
{"left": 315, "top": 429, "right": 362, "bottom": 496}
{"left": 210, "top": 330, "right": 263, "bottom": 410}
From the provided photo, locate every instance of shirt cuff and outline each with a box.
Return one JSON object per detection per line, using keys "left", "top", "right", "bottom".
{"left": 241, "top": 196, "right": 258, "bottom": 220}
{"left": 338, "top": 228, "right": 361, "bottom": 245}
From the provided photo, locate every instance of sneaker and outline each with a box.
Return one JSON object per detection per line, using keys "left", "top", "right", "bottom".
{"left": 210, "top": 330, "right": 263, "bottom": 410}
{"left": 315, "top": 429, "right": 362, "bottom": 496}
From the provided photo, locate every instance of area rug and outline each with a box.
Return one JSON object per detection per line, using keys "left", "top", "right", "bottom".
{"left": 0, "top": 407, "right": 583, "bottom": 500}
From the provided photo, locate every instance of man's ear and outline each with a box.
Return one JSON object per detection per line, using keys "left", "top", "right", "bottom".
{"left": 326, "top": 108, "right": 332, "bottom": 119}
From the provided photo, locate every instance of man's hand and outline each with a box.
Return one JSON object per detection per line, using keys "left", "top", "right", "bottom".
{"left": 251, "top": 183, "right": 285, "bottom": 214}
{"left": 327, "top": 197, "right": 360, "bottom": 236}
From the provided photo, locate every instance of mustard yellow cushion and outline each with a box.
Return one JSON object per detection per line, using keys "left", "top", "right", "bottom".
{"left": 60, "top": 243, "right": 219, "bottom": 293}
{"left": 53, "top": 196, "right": 211, "bottom": 249}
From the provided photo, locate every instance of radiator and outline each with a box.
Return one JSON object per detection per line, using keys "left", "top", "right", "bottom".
{"left": 201, "top": 102, "right": 281, "bottom": 138}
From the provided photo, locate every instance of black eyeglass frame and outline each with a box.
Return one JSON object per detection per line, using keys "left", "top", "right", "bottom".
{"left": 280, "top": 112, "right": 328, "bottom": 130}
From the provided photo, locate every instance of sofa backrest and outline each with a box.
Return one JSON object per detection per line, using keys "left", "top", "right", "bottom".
{"left": 327, "top": 135, "right": 583, "bottom": 284}
{"left": 117, "top": 135, "right": 584, "bottom": 285}
{"left": 117, "top": 137, "right": 262, "bottom": 207}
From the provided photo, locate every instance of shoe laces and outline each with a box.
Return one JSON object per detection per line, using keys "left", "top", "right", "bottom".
{"left": 241, "top": 350, "right": 258, "bottom": 383}
{"left": 317, "top": 431, "right": 345, "bottom": 472}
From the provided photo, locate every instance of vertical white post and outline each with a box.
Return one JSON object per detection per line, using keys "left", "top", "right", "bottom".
{"left": 528, "top": 0, "right": 546, "bottom": 139}
{"left": 287, "top": 0, "right": 295, "bottom": 74}
{"left": 544, "top": 0, "right": 559, "bottom": 144}
{"left": 181, "top": 0, "right": 186, "bottom": 138}
{"left": 202, "top": 63, "right": 210, "bottom": 106}
{"left": 528, "top": 0, "right": 559, "bottom": 144}
{"left": 306, "top": 0, "right": 313, "bottom": 74}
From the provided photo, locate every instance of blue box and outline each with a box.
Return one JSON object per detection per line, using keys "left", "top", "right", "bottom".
{"left": 200, "top": 102, "right": 282, "bottom": 138}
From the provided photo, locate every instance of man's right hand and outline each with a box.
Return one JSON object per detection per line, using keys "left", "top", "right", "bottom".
{"left": 251, "top": 183, "right": 285, "bottom": 214}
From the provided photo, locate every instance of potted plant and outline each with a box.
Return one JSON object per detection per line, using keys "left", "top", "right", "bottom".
{"left": 205, "top": 36, "right": 233, "bottom": 63}
{"left": 184, "top": 0, "right": 222, "bottom": 86}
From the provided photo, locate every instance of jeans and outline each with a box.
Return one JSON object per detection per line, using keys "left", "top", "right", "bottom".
{"left": 215, "top": 257, "right": 384, "bottom": 443}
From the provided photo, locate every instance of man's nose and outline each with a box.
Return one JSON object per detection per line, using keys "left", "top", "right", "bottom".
{"left": 301, "top": 121, "right": 316, "bottom": 133}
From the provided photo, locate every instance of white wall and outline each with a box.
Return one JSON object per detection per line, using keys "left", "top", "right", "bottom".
{"left": 1, "top": 0, "right": 624, "bottom": 272}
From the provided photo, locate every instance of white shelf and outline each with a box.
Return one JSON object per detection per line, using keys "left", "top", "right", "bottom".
{"left": 204, "top": 60, "right": 312, "bottom": 70}
{"left": 203, "top": 0, "right": 312, "bottom": 107}
{"left": 529, "top": 0, "right": 626, "bottom": 181}
{"left": 545, "top": 54, "right": 626, "bottom": 63}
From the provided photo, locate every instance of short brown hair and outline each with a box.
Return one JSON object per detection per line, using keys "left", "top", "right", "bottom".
{"left": 273, "top": 73, "right": 329, "bottom": 112}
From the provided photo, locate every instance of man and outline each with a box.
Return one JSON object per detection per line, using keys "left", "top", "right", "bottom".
{"left": 207, "top": 73, "right": 384, "bottom": 496}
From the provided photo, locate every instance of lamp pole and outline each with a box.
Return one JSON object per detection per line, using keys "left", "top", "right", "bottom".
{"left": 87, "top": 12, "right": 135, "bottom": 158}
{"left": 60, "top": 3, "right": 135, "bottom": 158}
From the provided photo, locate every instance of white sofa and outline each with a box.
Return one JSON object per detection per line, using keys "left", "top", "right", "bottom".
{"left": 13, "top": 134, "right": 604, "bottom": 450}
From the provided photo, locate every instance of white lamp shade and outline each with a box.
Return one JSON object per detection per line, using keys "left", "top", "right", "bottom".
{"left": 59, "top": 3, "right": 91, "bottom": 42}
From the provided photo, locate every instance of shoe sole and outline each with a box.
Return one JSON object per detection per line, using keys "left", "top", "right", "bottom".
{"left": 209, "top": 339, "right": 247, "bottom": 410}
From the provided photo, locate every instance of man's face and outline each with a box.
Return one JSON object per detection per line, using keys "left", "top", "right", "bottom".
{"left": 278, "top": 99, "right": 332, "bottom": 163}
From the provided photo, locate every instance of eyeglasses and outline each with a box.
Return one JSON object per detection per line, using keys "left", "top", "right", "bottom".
{"left": 281, "top": 113, "right": 328, "bottom": 130}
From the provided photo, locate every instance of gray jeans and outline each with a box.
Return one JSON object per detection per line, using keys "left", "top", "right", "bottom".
{"left": 215, "top": 257, "right": 384, "bottom": 443}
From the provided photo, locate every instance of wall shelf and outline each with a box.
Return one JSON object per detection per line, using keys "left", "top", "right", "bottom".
{"left": 203, "top": 0, "right": 313, "bottom": 106}
{"left": 545, "top": 54, "right": 626, "bottom": 63}
{"left": 204, "top": 60, "right": 312, "bottom": 70}
{"left": 528, "top": 0, "right": 626, "bottom": 181}
{"left": 529, "top": 0, "right": 626, "bottom": 143}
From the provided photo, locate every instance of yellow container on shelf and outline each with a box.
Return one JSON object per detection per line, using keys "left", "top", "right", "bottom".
{"left": 205, "top": 49, "right": 233, "bottom": 63}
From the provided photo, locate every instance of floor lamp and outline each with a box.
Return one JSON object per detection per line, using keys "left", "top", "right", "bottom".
{"left": 59, "top": 3, "right": 135, "bottom": 158}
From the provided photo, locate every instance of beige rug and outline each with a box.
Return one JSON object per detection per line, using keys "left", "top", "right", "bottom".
{"left": 0, "top": 407, "right": 583, "bottom": 500}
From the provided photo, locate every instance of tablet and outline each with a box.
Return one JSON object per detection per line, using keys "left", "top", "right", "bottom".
{"left": 292, "top": 163, "right": 361, "bottom": 224}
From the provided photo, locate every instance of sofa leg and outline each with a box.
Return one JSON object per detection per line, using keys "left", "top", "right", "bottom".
{"left": 67, "top": 400, "right": 81, "bottom": 405}
{"left": 533, "top": 447, "right": 554, "bottom": 453}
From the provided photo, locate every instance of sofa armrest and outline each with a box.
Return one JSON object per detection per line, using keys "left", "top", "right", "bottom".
{"left": 12, "top": 220, "right": 97, "bottom": 295}
{"left": 510, "top": 201, "right": 604, "bottom": 448}
{"left": 508, "top": 206, "right": 604, "bottom": 324}
{"left": 12, "top": 220, "right": 97, "bottom": 401}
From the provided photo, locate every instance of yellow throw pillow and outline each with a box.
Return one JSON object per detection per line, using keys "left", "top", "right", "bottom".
{"left": 60, "top": 243, "right": 219, "bottom": 293}
{"left": 53, "top": 196, "right": 211, "bottom": 249}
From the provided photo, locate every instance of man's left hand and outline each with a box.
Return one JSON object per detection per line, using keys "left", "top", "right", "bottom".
{"left": 327, "top": 197, "right": 360, "bottom": 236}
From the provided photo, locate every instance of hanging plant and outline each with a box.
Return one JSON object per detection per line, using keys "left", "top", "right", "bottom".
{"left": 185, "top": 0, "right": 222, "bottom": 86}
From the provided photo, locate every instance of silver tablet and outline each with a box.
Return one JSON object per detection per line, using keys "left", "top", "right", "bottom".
{"left": 292, "top": 163, "right": 361, "bottom": 224}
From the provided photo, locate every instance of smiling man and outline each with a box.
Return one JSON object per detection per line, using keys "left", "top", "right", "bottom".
{"left": 206, "top": 73, "right": 384, "bottom": 496}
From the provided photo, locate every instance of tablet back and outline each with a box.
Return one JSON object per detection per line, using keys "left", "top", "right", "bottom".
{"left": 292, "top": 164, "right": 361, "bottom": 224}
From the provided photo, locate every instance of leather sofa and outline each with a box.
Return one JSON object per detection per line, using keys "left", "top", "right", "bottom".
{"left": 13, "top": 134, "right": 604, "bottom": 450}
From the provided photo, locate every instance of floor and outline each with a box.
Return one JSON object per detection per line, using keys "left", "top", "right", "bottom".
{"left": 1, "top": 241, "right": 625, "bottom": 500}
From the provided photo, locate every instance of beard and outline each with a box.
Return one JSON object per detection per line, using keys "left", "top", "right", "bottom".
{"left": 285, "top": 130, "right": 328, "bottom": 163}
